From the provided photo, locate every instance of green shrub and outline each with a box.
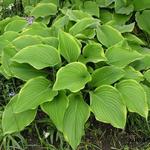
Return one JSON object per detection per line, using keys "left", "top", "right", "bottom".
{"left": 0, "top": 0, "right": 150, "bottom": 149}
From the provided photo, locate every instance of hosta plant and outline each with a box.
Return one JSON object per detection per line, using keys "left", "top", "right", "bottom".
{"left": 0, "top": 0, "right": 150, "bottom": 149}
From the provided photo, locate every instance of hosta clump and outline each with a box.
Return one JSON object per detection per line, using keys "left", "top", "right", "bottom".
{"left": 0, "top": 0, "right": 150, "bottom": 149}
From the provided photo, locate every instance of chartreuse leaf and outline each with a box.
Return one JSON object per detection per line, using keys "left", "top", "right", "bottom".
{"left": 12, "top": 35, "right": 42, "bottom": 50}
{"left": 41, "top": 37, "right": 59, "bottom": 48}
{"left": 91, "top": 66, "right": 125, "bottom": 87}
{"left": 1, "top": 45, "right": 17, "bottom": 76}
{"left": 3, "top": 31, "right": 19, "bottom": 42}
{"left": 10, "top": 62, "right": 47, "bottom": 81}
{"left": 69, "top": 18, "right": 99, "bottom": 36}
{"left": 136, "top": 10, "right": 150, "bottom": 35}
{"left": 63, "top": 93, "right": 90, "bottom": 150}
{"left": 144, "top": 70, "right": 150, "bottom": 83}
{"left": 80, "top": 1, "right": 99, "bottom": 17}
{"left": 30, "top": 3, "right": 57, "bottom": 18}
{"left": 41, "top": 91, "right": 69, "bottom": 132}
{"left": 0, "top": 38, "right": 10, "bottom": 56}
{"left": 90, "top": 85, "right": 126, "bottom": 128}
{"left": 96, "top": 0, "right": 114, "bottom": 7}
{"left": 96, "top": 25, "right": 124, "bottom": 47}
{"left": 12, "top": 44, "right": 61, "bottom": 70}
{"left": 66, "top": 10, "right": 92, "bottom": 21}
{"left": 105, "top": 44, "right": 143, "bottom": 68}
{"left": 14, "top": 76, "right": 57, "bottom": 113}
{"left": 58, "top": 31, "right": 81, "bottom": 62}
{"left": 79, "top": 43, "right": 106, "bottom": 63}
{"left": 116, "top": 79, "right": 148, "bottom": 118}
{"left": 53, "top": 62, "right": 91, "bottom": 92}
{"left": 123, "top": 66, "right": 144, "bottom": 82}
{"left": 133, "top": 0, "right": 150, "bottom": 10}
{"left": 2, "top": 95, "right": 37, "bottom": 135}
{"left": 115, "top": 0, "right": 134, "bottom": 15}
{"left": 141, "top": 84, "right": 150, "bottom": 110}
{"left": 4, "top": 19, "right": 28, "bottom": 32}
{"left": 21, "top": 27, "right": 52, "bottom": 37}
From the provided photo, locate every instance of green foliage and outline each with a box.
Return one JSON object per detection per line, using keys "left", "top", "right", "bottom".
{"left": 0, "top": 0, "right": 150, "bottom": 149}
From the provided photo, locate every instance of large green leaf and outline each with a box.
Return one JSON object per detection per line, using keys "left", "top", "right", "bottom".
{"left": 10, "top": 62, "right": 47, "bottom": 81}
{"left": 53, "top": 62, "right": 91, "bottom": 92}
{"left": 123, "top": 66, "right": 144, "bottom": 82}
{"left": 136, "top": 10, "right": 150, "bottom": 35}
{"left": 41, "top": 91, "right": 69, "bottom": 132}
{"left": 14, "top": 76, "right": 57, "bottom": 113}
{"left": 105, "top": 44, "right": 143, "bottom": 68}
{"left": 21, "top": 27, "right": 52, "bottom": 37}
{"left": 12, "top": 35, "right": 42, "bottom": 50}
{"left": 3, "top": 31, "right": 19, "bottom": 42}
{"left": 80, "top": 1, "right": 99, "bottom": 17}
{"left": 41, "top": 37, "right": 58, "bottom": 48}
{"left": 96, "top": 0, "right": 114, "bottom": 7}
{"left": 133, "top": 0, "right": 150, "bottom": 10}
{"left": 116, "top": 79, "right": 148, "bottom": 118}
{"left": 63, "top": 93, "right": 90, "bottom": 150}
{"left": 1, "top": 45, "right": 17, "bottom": 76}
{"left": 144, "top": 70, "right": 150, "bottom": 83}
{"left": 0, "top": 38, "right": 10, "bottom": 56}
{"left": 69, "top": 18, "right": 99, "bottom": 36}
{"left": 90, "top": 85, "right": 126, "bottom": 128}
{"left": 91, "top": 66, "right": 125, "bottom": 87}
{"left": 2, "top": 95, "right": 37, "bottom": 135}
{"left": 66, "top": 10, "right": 92, "bottom": 21}
{"left": 4, "top": 20, "right": 28, "bottom": 32}
{"left": 115, "top": 0, "right": 134, "bottom": 15}
{"left": 58, "top": 30, "right": 81, "bottom": 62}
{"left": 79, "top": 43, "right": 106, "bottom": 63}
{"left": 141, "top": 84, "right": 150, "bottom": 110}
{"left": 30, "top": 3, "right": 57, "bottom": 18}
{"left": 96, "top": 25, "right": 124, "bottom": 47}
{"left": 12, "top": 44, "right": 61, "bottom": 69}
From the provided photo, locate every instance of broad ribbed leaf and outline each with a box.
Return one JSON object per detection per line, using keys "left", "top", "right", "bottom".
{"left": 105, "top": 45, "right": 143, "bottom": 68}
{"left": 10, "top": 62, "right": 47, "bottom": 81}
{"left": 141, "top": 84, "right": 150, "bottom": 110}
{"left": 63, "top": 94, "right": 90, "bottom": 150}
{"left": 41, "top": 91, "right": 69, "bottom": 132}
{"left": 12, "top": 44, "right": 61, "bottom": 69}
{"left": 58, "top": 31, "right": 81, "bottom": 62}
{"left": 3, "top": 31, "right": 19, "bottom": 42}
{"left": 30, "top": 3, "right": 57, "bottom": 18}
{"left": 69, "top": 18, "right": 99, "bottom": 36}
{"left": 1, "top": 46, "right": 17, "bottom": 76}
{"left": 144, "top": 70, "right": 150, "bottom": 83}
{"left": 12, "top": 35, "right": 42, "bottom": 50}
{"left": 91, "top": 66, "right": 125, "bottom": 87}
{"left": 2, "top": 95, "right": 37, "bottom": 135}
{"left": 4, "top": 20, "right": 28, "bottom": 32}
{"left": 66, "top": 10, "right": 91, "bottom": 21}
{"left": 116, "top": 79, "right": 148, "bottom": 118}
{"left": 79, "top": 43, "right": 106, "bottom": 63}
{"left": 14, "top": 76, "right": 57, "bottom": 113}
{"left": 115, "top": 0, "right": 134, "bottom": 15}
{"left": 53, "top": 62, "right": 91, "bottom": 92}
{"left": 96, "top": 25, "right": 124, "bottom": 47}
{"left": 80, "top": 1, "right": 99, "bottom": 17}
{"left": 133, "top": 0, "right": 150, "bottom": 10}
{"left": 90, "top": 85, "right": 126, "bottom": 128}
{"left": 41, "top": 37, "right": 58, "bottom": 48}
{"left": 123, "top": 66, "right": 144, "bottom": 82}
{"left": 136, "top": 10, "right": 150, "bottom": 35}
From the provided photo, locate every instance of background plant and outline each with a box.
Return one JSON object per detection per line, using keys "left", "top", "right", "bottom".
{"left": 0, "top": 0, "right": 150, "bottom": 149}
